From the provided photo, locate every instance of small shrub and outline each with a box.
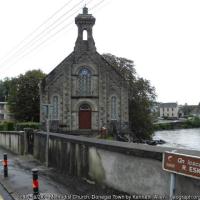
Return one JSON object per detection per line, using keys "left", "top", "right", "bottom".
{"left": 0, "top": 123, "right": 4, "bottom": 131}
{"left": 15, "top": 122, "right": 40, "bottom": 131}
{"left": 0, "top": 121, "right": 15, "bottom": 131}
{"left": 6, "top": 121, "right": 15, "bottom": 131}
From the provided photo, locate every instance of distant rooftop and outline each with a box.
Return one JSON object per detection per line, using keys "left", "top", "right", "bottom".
{"left": 160, "top": 103, "right": 178, "bottom": 108}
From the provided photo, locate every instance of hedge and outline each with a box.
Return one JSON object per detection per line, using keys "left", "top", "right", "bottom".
{"left": 0, "top": 121, "right": 40, "bottom": 131}
{"left": 0, "top": 121, "right": 15, "bottom": 131}
{"left": 15, "top": 122, "right": 40, "bottom": 131}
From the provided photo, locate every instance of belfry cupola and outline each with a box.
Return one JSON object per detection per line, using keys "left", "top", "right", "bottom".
{"left": 74, "top": 6, "right": 96, "bottom": 52}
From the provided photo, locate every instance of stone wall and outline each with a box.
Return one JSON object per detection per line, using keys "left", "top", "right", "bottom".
{"left": 34, "top": 132, "right": 200, "bottom": 196}
{"left": 0, "top": 130, "right": 199, "bottom": 196}
{"left": 0, "top": 131, "right": 24, "bottom": 154}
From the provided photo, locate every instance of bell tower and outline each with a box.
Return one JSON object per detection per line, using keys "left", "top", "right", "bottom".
{"left": 74, "top": 6, "right": 96, "bottom": 52}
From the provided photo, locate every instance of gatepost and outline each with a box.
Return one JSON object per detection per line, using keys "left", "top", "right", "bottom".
{"left": 42, "top": 104, "right": 53, "bottom": 167}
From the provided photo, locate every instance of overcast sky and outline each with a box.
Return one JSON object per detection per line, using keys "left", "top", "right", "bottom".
{"left": 0, "top": 0, "right": 199, "bottom": 105}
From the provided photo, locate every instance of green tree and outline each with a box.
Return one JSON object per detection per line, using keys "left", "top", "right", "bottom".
{"left": 129, "top": 78, "right": 156, "bottom": 139}
{"left": 103, "top": 53, "right": 156, "bottom": 139}
{"left": 0, "top": 80, "right": 6, "bottom": 101}
{"left": 181, "top": 103, "right": 195, "bottom": 117}
{"left": 8, "top": 70, "right": 45, "bottom": 122}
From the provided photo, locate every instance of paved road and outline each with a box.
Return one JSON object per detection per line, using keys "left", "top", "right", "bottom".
{"left": 0, "top": 146, "right": 120, "bottom": 199}
{"left": 0, "top": 183, "right": 13, "bottom": 200}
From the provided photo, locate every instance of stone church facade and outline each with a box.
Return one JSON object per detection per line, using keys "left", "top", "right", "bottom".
{"left": 40, "top": 7, "right": 129, "bottom": 133}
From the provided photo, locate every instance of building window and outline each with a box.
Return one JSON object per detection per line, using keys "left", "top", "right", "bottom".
{"left": 79, "top": 68, "right": 91, "bottom": 96}
{"left": 52, "top": 96, "right": 59, "bottom": 119}
{"left": 111, "top": 96, "right": 117, "bottom": 120}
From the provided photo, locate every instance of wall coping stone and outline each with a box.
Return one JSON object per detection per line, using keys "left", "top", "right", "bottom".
{"left": 37, "top": 131, "right": 200, "bottom": 161}
{"left": 0, "top": 131, "right": 24, "bottom": 135}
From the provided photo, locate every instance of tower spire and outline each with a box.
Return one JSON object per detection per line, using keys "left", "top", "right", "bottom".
{"left": 83, "top": 6, "right": 88, "bottom": 14}
{"left": 74, "top": 7, "right": 96, "bottom": 52}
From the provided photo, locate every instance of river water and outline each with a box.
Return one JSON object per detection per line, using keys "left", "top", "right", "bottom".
{"left": 153, "top": 128, "right": 200, "bottom": 151}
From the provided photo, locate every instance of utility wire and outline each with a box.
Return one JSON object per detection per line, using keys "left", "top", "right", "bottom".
{"left": 1, "top": 0, "right": 122, "bottom": 91}
{"left": 0, "top": 0, "right": 106, "bottom": 73}
{"left": 0, "top": 0, "right": 74, "bottom": 64}
{"left": 0, "top": 0, "right": 86, "bottom": 68}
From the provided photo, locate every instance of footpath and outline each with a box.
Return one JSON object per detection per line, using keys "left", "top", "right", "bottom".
{"left": 0, "top": 147, "right": 118, "bottom": 200}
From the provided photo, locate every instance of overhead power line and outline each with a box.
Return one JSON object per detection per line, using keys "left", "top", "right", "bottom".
{"left": 0, "top": 0, "right": 74, "bottom": 65}
{"left": 0, "top": 0, "right": 86, "bottom": 68}
{"left": 0, "top": 0, "right": 108, "bottom": 74}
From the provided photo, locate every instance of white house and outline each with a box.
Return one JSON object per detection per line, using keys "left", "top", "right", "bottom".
{"left": 160, "top": 102, "right": 179, "bottom": 119}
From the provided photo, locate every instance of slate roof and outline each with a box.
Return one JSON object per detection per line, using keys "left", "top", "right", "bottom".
{"left": 160, "top": 103, "right": 178, "bottom": 108}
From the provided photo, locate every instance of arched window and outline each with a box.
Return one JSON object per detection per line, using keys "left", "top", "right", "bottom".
{"left": 52, "top": 96, "right": 59, "bottom": 119}
{"left": 79, "top": 104, "right": 91, "bottom": 111}
{"left": 83, "top": 30, "right": 88, "bottom": 40}
{"left": 111, "top": 96, "right": 117, "bottom": 120}
{"left": 79, "top": 68, "right": 91, "bottom": 96}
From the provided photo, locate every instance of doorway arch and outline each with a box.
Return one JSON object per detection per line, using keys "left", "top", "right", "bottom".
{"left": 79, "top": 104, "right": 91, "bottom": 129}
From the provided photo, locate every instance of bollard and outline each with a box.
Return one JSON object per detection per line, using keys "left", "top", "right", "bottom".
{"left": 3, "top": 154, "right": 8, "bottom": 177}
{"left": 32, "top": 169, "right": 39, "bottom": 200}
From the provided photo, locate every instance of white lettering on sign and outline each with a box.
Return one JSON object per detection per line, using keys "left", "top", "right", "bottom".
{"left": 178, "top": 157, "right": 185, "bottom": 164}
{"left": 163, "top": 151, "right": 200, "bottom": 179}
{"left": 181, "top": 165, "right": 187, "bottom": 171}
{"left": 189, "top": 167, "right": 200, "bottom": 174}
{"left": 188, "top": 160, "right": 200, "bottom": 167}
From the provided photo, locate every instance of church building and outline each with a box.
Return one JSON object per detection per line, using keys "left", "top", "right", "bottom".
{"left": 40, "top": 7, "right": 129, "bottom": 133}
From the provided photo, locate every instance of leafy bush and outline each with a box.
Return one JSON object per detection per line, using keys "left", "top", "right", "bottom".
{"left": 153, "top": 123, "right": 172, "bottom": 130}
{"left": 0, "top": 123, "right": 4, "bottom": 131}
{"left": 15, "top": 122, "right": 40, "bottom": 131}
{"left": 6, "top": 121, "right": 15, "bottom": 131}
{"left": 0, "top": 121, "right": 15, "bottom": 131}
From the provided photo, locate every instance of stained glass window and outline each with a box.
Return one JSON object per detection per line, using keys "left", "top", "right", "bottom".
{"left": 79, "top": 68, "right": 91, "bottom": 96}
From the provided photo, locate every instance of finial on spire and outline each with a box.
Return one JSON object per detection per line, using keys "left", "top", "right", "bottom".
{"left": 83, "top": 6, "right": 88, "bottom": 14}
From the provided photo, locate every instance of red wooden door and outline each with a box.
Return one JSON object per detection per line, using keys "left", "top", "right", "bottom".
{"left": 79, "top": 104, "right": 91, "bottom": 129}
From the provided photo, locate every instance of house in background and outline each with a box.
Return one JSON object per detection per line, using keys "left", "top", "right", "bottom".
{"left": 160, "top": 102, "right": 179, "bottom": 119}
{"left": 0, "top": 102, "right": 14, "bottom": 121}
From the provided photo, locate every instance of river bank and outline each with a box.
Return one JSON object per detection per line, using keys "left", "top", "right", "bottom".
{"left": 153, "top": 117, "right": 200, "bottom": 131}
